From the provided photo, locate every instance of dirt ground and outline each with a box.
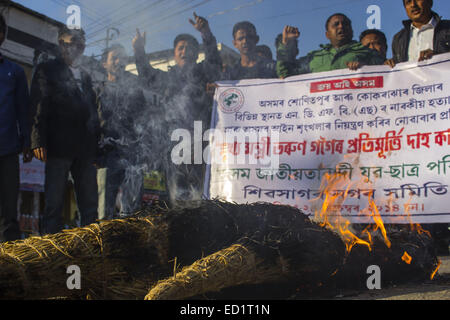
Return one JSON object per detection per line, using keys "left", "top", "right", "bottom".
{"left": 335, "top": 256, "right": 450, "bottom": 300}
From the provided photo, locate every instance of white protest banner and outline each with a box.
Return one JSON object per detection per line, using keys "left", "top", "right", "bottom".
{"left": 205, "top": 53, "right": 450, "bottom": 224}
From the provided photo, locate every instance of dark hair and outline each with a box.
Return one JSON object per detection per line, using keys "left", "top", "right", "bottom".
{"left": 173, "top": 33, "right": 199, "bottom": 51}
{"left": 232, "top": 21, "right": 257, "bottom": 38}
{"left": 0, "top": 14, "right": 7, "bottom": 34}
{"left": 325, "top": 13, "right": 351, "bottom": 31}
{"left": 403, "top": 0, "right": 433, "bottom": 6}
{"left": 359, "top": 29, "right": 387, "bottom": 47}
{"left": 58, "top": 25, "right": 86, "bottom": 41}
{"left": 256, "top": 45, "right": 273, "bottom": 60}
{"left": 101, "top": 43, "right": 126, "bottom": 63}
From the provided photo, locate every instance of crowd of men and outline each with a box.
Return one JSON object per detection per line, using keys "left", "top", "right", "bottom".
{"left": 0, "top": 0, "right": 449, "bottom": 253}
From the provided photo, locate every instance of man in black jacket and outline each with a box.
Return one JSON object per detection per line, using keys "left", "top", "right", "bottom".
{"left": 30, "top": 27, "right": 100, "bottom": 234}
{"left": 132, "top": 13, "right": 222, "bottom": 206}
{"left": 392, "top": 0, "right": 450, "bottom": 64}
{"left": 393, "top": 1, "right": 450, "bottom": 254}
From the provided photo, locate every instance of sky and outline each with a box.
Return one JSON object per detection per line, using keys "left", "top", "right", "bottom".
{"left": 11, "top": 0, "right": 450, "bottom": 59}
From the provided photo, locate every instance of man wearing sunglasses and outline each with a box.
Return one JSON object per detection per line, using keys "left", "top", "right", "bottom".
{"left": 30, "top": 26, "right": 100, "bottom": 234}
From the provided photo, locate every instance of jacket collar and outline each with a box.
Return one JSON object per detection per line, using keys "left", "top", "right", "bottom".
{"left": 320, "top": 40, "right": 358, "bottom": 51}
{"left": 402, "top": 11, "right": 441, "bottom": 29}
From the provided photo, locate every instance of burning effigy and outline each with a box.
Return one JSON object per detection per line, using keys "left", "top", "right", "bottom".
{"left": 0, "top": 193, "right": 441, "bottom": 300}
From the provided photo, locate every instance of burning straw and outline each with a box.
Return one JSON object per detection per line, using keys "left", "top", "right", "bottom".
{"left": 0, "top": 200, "right": 440, "bottom": 300}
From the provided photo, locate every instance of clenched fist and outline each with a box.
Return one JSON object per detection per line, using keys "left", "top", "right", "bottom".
{"left": 282, "top": 25, "right": 300, "bottom": 46}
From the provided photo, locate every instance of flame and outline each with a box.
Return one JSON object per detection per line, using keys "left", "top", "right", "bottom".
{"left": 401, "top": 251, "right": 412, "bottom": 264}
{"left": 430, "top": 259, "right": 441, "bottom": 280}
{"left": 312, "top": 158, "right": 435, "bottom": 259}
{"left": 313, "top": 172, "right": 379, "bottom": 253}
{"left": 403, "top": 198, "right": 432, "bottom": 238}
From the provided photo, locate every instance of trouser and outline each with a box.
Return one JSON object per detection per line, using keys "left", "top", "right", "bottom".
{"left": 97, "top": 158, "right": 144, "bottom": 220}
{"left": 97, "top": 165, "right": 124, "bottom": 220}
{"left": 41, "top": 157, "right": 98, "bottom": 235}
{"left": 0, "top": 153, "right": 21, "bottom": 241}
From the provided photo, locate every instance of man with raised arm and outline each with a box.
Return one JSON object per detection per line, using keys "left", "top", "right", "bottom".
{"left": 276, "top": 13, "right": 385, "bottom": 78}
{"left": 132, "top": 13, "right": 222, "bottom": 206}
{"left": 96, "top": 44, "right": 147, "bottom": 219}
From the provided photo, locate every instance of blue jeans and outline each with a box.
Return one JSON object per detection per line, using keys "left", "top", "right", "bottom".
{"left": 42, "top": 157, "right": 98, "bottom": 234}
{"left": 97, "top": 157, "right": 143, "bottom": 220}
{"left": 0, "top": 153, "right": 21, "bottom": 241}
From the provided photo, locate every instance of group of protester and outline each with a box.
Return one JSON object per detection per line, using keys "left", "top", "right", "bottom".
{"left": 0, "top": 0, "right": 448, "bottom": 253}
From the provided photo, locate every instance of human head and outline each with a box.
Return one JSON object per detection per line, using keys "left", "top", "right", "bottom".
{"left": 360, "top": 29, "right": 388, "bottom": 59}
{"left": 58, "top": 26, "right": 86, "bottom": 65}
{"left": 256, "top": 45, "right": 273, "bottom": 60}
{"left": 232, "top": 21, "right": 259, "bottom": 56}
{"left": 173, "top": 33, "right": 199, "bottom": 68}
{"left": 0, "top": 15, "right": 7, "bottom": 47}
{"left": 403, "top": 0, "right": 433, "bottom": 26}
{"left": 102, "top": 43, "right": 128, "bottom": 78}
{"left": 325, "top": 13, "right": 353, "bottom": 48}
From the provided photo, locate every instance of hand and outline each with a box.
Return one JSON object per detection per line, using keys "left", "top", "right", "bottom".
{"left": 384, "top": 58, "right": 396, "bottom": 68}
{"left": 189, "top": 12, "right": 210, "bottom": 35}
{"left": 132, "top": 28, "right": 146, "bottom": 54}
{"left": 346, "top": 61, "right": 364, "bottom": 71}
{"left": 418, "top": 49, "right": 434, "bottom": 61}
{"left": 33, "top": 147, "right": 47, "bottom": 162}
{"left": 22, "top": 148, "right": 33, "bottom": 163}
{"left": 282, "top": 25, "right": 300, "bottom": 46}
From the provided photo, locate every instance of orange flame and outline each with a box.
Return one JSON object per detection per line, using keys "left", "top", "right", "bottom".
{"left": 401, "top": 251, "right": 412, "bottom": 264}
{"left": 430, "top": 259, "right": 441, "bottom": 280}
{"left": 312, "top": 171, "right": 389, "bottom": 253}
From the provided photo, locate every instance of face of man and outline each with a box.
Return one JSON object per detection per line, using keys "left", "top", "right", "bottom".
{"left": 404, "top": 0, "right": 433, "bottom": 25}
{"left": 174, "top": 40, "right": 198, "bottom": 68}
{"left": 361, "top": 33, "right": 387, "bottom": 59}
{"left": 326, "top": 15, "right": 353, "bottom": 48}
{"left": 233, "top": 29, "right": 259, "bottom": 56}
{"left": 59, "top": 33, "right": 85, "bottom": 65}
{"left": 103, "top": 47, "right": 127, "bottom": 77}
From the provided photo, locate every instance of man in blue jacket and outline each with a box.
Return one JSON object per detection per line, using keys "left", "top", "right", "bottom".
{"left": 0, "top": 15, "right": 32, "bottom": 241}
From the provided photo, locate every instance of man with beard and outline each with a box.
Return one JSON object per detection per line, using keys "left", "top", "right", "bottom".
{"left": 0, "top": 14, "right": 32, "bottom": 241}
{"left": 132, "top": 13, "right": 222, "bottom": 206}
{"left": 392, "top": 0, "right": 450, "bottom": 64}
{"left": 223, "top": 21, "right": 277, "bottom": 80}
{"left": 30, "top": 27, "right": 100, "bottom": 234}
{"left": 96, "top": 44, "right": 147, "bottom": 219}
{"left": 277, "top": 13, "right": 385, "bottom": 77}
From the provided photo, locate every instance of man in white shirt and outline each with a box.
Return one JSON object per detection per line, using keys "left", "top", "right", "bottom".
{"left": 391, "top": 0, "right": 450, "bottom": 255}
{"left": 392, "top": 0, "right": 450, "bottom": 64}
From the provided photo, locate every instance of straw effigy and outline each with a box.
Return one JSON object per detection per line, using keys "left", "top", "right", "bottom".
{"left": 0, "top": 200, "right": 440, "bottom": 300}
{"left": 0, "top": 215, "right": 170, "bottom": 299}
